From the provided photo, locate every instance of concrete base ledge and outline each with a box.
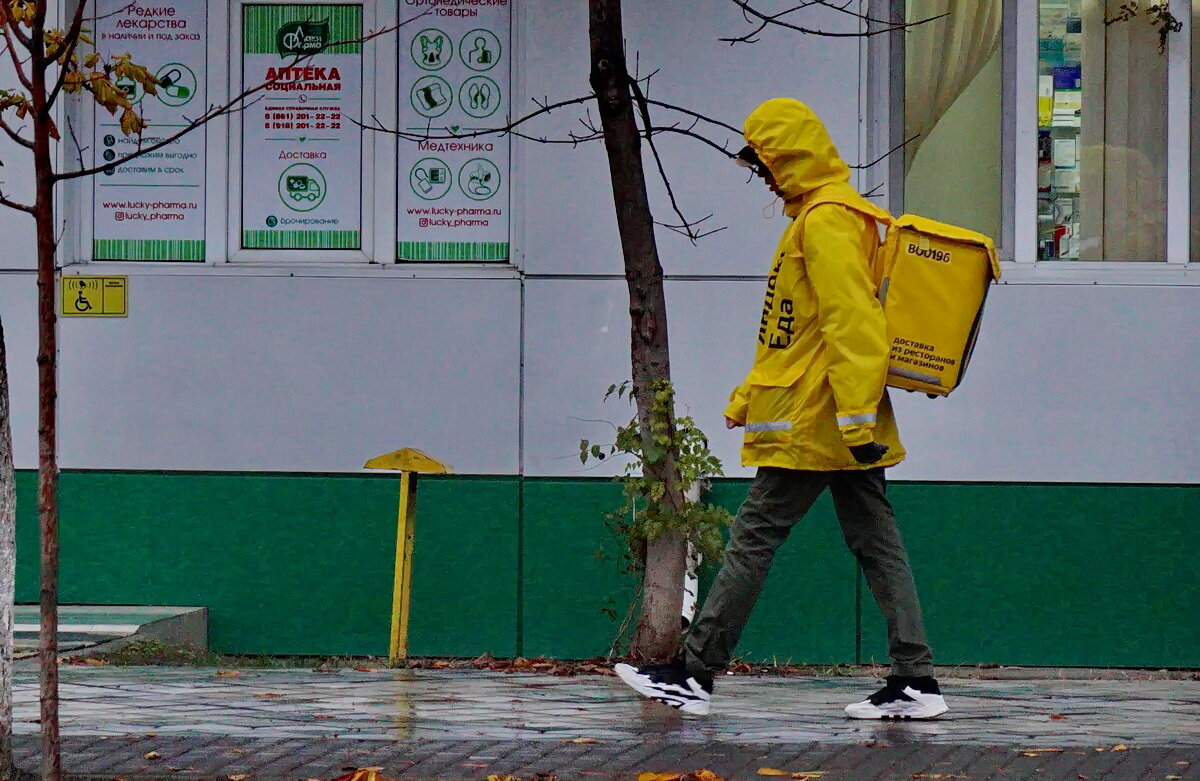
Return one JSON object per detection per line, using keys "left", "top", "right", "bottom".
{"left": 13, "top": 605, "right": 207, "bottom": 657}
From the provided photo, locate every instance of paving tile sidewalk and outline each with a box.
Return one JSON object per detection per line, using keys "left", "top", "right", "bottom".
{"left": 10, "top": 667, "right": 1200, "bottom": 779}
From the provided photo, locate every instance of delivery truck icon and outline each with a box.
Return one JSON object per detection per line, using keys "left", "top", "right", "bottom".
{"left": 277, "top": 164, "right": 328, "bottom": 212}
{"left": 287, "top": 175, "right": 322, "bottom": 202}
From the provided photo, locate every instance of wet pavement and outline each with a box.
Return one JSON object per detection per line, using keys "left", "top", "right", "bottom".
{"left": 10, "top": 667, "right": 1200, "bottom": 779}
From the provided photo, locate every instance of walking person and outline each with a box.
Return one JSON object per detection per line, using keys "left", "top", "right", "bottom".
{"left": 614, "top": 98, "right": 947, "bottom": 720}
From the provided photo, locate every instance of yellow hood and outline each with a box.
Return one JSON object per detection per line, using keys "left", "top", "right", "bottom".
{"left": 743, "top": 98, "right": 851, "bottom": 202}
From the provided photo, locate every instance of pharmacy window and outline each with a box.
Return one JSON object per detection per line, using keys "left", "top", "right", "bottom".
{"left": 899, "top": 1, "right": 1195, "bottom": 267}
{"left": 75, "top": 0, "right": 513, "bottom": 266}
{"left": 1034, "top": 0, "right": 1192, "bottom": 262}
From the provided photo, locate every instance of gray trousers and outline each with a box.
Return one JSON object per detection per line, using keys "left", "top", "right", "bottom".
{"left": 682, "top": 466, "right": 934, "bottom": 678}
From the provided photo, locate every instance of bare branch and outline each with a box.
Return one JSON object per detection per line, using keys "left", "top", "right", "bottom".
{"left": 630, "top": 78, "right": 722, "bottom": 244}
{"left": 353, "top": 94, "right": 598, "bottom": 142}
{"left": 0, "top": 112, "right": 32, "bottom": 149}
{"left": 641, "top": 98, "right": 741, "bottom": 136}
{"left": 1, "top": 7, "right": 33, "bottom": 51}
{"left": 45, "top": 0, "right": 94, "bottom": 109}
{"left": 721, "top": 0, "right": 948, "bottom": 44}
{"left": 64, "top": 115, "right": 86, "bottom": 173}
{"left": 1, "top": 21, "right": 33, "bottom": 93}
{"left": 644, "top": 125, "right": 736, "bottom": 158}
{"left": 0, "top": 189, "right": 33, "bottom": 214}
{"left": 849, "top": 132, "right": 919, "bottom": 170}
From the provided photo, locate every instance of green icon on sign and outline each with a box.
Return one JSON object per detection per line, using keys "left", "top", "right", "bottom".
{"left": 410, "top": 75, "right": 453, "bottom": 118}
{"left": 155, "top": 62, "right": 197, "bottom": 107}
{"left": 411, "top": 28, "right": 451, "bottom": 71}
{"left": 460, "top": 29, "right": 501, "bottom": 71}
{"left": 410, "top": 157, "right": 452, "bottom": 201}
{"left": 103, "top": 134, "right": 116, "bottom": 147}
{"left": 277, "top": 163, "right": 327, "bottom": 212}
{"left": 459, "top": 157, "right": 501, "bottom": 201}
{"left": 266, "top": 216, "right": 279, "bottom": 227}
{"left": 459, "top": 76, "right": 500, "bottom": 119}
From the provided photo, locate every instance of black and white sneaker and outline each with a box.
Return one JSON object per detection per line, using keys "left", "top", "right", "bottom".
{"left": 613, "top": 661, "right": 713, "bottom": 715}
{"left": 844, "top": 675, "right": 949, "bottom": 720}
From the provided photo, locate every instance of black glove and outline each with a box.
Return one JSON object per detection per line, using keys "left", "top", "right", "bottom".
{"left": 849, "top": 442, "right": 889, "bottom": 465}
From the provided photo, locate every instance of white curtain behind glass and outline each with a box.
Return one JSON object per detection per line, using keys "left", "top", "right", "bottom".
{"left": 904, "top": 0, "right": 1003, "bottom": 172}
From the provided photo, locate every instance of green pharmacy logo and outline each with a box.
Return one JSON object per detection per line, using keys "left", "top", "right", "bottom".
{"left": 277, "top": 20, "right": 330, "bottom": 56}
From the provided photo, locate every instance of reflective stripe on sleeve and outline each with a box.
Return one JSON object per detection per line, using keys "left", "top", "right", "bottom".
{"left": 745, "top": 421, "right": 792, "bottom": 433}
{"left": 836, "top": 413, "right": 877, "bottom": 427}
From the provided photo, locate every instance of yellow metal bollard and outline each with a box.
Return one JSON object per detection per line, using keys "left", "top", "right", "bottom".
{"left": 363, "top": 448, "right": 451, "bottom": 664}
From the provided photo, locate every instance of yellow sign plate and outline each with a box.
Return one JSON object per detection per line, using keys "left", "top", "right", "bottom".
{"left": 60, "top": 276, "right": 128, "bottom": 317}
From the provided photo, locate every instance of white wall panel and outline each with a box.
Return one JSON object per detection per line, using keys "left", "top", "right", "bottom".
{"left": 53, "top": 275, "right": 521, "bottom": 473}
{"left": 0, "top": 274, "right": 40, "bottom": 467}
{"left": 518, "top": 0, "right": 865, "bottom": 277}
{"left": 887, "top": 284, "right": 1200, "bottom": 484}
{"left": 525, "top": 277, "right": 1200, "bottom": 484}
{"left": 0, "top": 56, "right": 36, "bottom": 271}
{"left": 521, "top": 277, "right": 633, "bottom": 477}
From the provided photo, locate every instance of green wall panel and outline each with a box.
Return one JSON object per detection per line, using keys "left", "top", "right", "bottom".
{"left": 12, "top": 471, "right": 1198, "bottom": 668}
{"left": 405, "top": 476, "right": 519, "bottom": 658}
{"left": 707, "top": 481, "right": 858, "bottom": 666}
{"left": 861, "top": 483, "right": 1200, "bottom": 669}
{"left": 520, "top": 480, "right": 637, "bottom": 659}
{"left": 14, "top": 471, "right": 518, "bottom": 657}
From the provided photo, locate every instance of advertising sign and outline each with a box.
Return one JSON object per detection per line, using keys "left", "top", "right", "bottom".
{"left": 397, "top": 2, "right": 511, "bottom": 262}
{"left": 91, "top": 0, "right": 208, "bottom": 261}
{"left": 242, "top": 4, "right": 363, "bottom": 250}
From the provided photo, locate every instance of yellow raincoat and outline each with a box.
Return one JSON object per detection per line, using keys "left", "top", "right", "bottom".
{"left": 724, "top": 98, "right": 905, "bottom": 471}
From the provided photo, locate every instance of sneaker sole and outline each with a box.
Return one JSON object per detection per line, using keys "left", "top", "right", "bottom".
{"left": 613, "top": 664, "right": 711, "bottom": 716}
{"left": 845, "top": 704, "right": 949, "bottom": 720}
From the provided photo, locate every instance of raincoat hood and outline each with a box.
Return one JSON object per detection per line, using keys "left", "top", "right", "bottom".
{"left": 743, "top": 98, "right": 851, "bottom": 204}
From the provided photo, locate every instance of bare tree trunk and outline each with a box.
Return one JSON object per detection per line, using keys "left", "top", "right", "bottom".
{"left": 0, "top": 318, "right": 16, "bottom": 780}
{"left": 29, "top": 5, "right": 61, "bottom": 776}
{"left": 588, "top": 0, "right": 687, "bottom": 661}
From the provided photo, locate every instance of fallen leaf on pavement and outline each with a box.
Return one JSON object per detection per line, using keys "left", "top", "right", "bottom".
{"left": 253, "top": 693, "right": 284, "bottom": 698}
{"left": 1019, "top": 749, "right": 1063, "bottom": 757}
{"left": 329, "top": 769, "right": 394, "bottom": 781}
{"left": 638, "top": 772, "right": 726, "bottom": 781}
{"left": 1111, "top": 744, "right": 1128, "bottom": 751}
{"left": 486, "top": 776, "right": 521, "bottom": 781}
{"left": 758, "top": 770, "right": 825, "bottom": 779}
{"left": 82, "top": 658, "right": 106, "bottom": 666}
{"left": 215, "top": 670, "right": 240, "bottom": 678}
{"left": 1166, "top": 776, "right": 1182, "bottom": 780}
{"left": 143, "top": 752, "right": 161, "bottom": 760}
{"left": 228, "top": 775, "right": 251, "bottom": 780}
{"left": 566, "top": 737, "right": 599, "bottom": 743}
{"left": 1050, "top": 713, "right": 1066, "bottom": 720}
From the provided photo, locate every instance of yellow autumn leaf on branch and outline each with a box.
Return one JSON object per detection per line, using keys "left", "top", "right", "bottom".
{"left": 89, "top": 77, "right": 132, "bottom": 114}
{"left": 6, "top": 0, "right": 36, "bottom": 26}
{"left": 119, "top": 107, "right": 146, "bottom": 136}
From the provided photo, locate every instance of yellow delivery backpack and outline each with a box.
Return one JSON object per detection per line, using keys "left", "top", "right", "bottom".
{"left": 878, "top": 215, "right": 1001, "bottom": 397}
